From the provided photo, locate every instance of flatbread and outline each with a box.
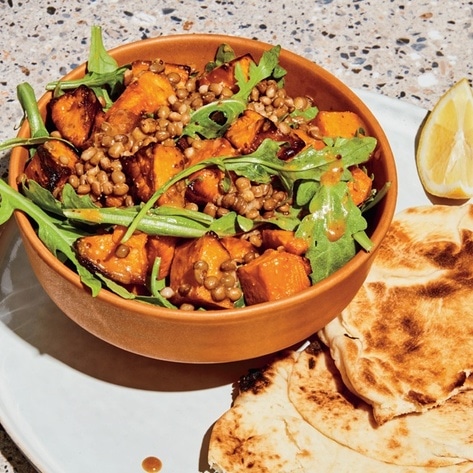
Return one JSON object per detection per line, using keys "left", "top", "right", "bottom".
{"left": 288, "top": 341, "right": 473, "bottom": 468}
{"left": 319, "top": 204, "right": 473, "bottom": 424}
{"left": 208, "top": 350, "right": 473, "bottom": 473}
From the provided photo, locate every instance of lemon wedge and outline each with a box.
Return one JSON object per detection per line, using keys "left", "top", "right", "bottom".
{"left": 416, "top": 78, "right": 473, "bottom": 199}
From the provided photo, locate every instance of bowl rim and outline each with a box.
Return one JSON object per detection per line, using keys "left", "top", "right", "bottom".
{"left": 9, "top": 33, "right": 398, "bottom": 323}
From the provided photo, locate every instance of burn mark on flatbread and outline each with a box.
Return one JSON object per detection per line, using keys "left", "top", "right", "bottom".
{"left": 422, "top": 241, "right": 459, "bottom": 269}
{"left": 406, "top": 390, "right": 437, "bottom": 406}
{"left": 304, "top": 339, "right": 324, "bottom": 356}
{"left": 423, "top": 229, "right": 473, "bottom": 272}
{"left": 238, "top": 366, "right": 272, "bottom": 394}
{"left": 448, "top": 371, "right": 468, "bottom": 391}
{"left": 420, "top": 280, "right": 455, "bottom": 298}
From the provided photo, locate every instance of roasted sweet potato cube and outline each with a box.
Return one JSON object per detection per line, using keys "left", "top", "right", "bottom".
{"left": 156, "top": 183, "right": 186, "bottom": 208}
{"left": 94, "top": 108, "right": 139, "bottom": 136}
{"left": 123, "top": 143, "right": 185, "bottom": 203}
{"left": 146, "top": 235, "right": 177, "bottom": 280}
{"left": 311, "top": 111, "right": 367, "bottom": 138}
{"left": 169, "top": 233, "right": 234, "bottom": 309}
{"left": 24, "top": 140, "right": 79, "bottom": 194}
{"left": 220, "top": 236, "right": 258, "bottom": 263}
{"left": 198, "top": 54, "right": 253, "bottom": 92}
{"left": 103, "top": 71, "right": 175, "bottom": 133}
{"left": 225, "top": 110, "right": 267, "bottom": 153}
{"left": 185, "top": 137, "right": 236, "bottom": 167}
{"left": 261, "top": 229, "right": 309, "bottom": 256}
{"left": 185, "top": 167, "right": 225, "bottom": 207}
{"left": 48, "top": 85, "right": 101, "bottom": 149}
{"left": 74, "top": 226, "right": 149, "bottom": 285}
{"left": 237, "top": 249, "right": 311, "bottom": 305}
{"left": 226, "top": 109, "right": 305, "bottom": 159}
{"left": 130, "top": 61, "right": 191, "bottom": 88}
{"left": 347, "top": 166, "right": 373, "bottom": 206}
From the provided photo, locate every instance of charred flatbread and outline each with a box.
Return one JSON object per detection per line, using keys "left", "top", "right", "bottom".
{"left": 208, "top": 349, "right": 473, "bottom": 473}
{"left": 288, "top": 341, "right": 473, "bottom": 468}
{"left": 319, "top": 204, "right": 473, "bottom": 424}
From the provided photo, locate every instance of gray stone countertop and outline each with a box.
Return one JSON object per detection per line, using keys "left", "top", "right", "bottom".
{"left": 0, "top": 0, "right": 472, "bottom": 471}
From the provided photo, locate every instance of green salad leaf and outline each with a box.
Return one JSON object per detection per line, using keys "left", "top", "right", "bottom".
{"left": 45, "top": 26, "right": 128, "bottom": 108}
{"left": 233, "top": 45, "right": 285, "bottom": 101}
{"left": 204, "top": 43, "right": 237, "bottom": 72}
{"left": 0, "top": 179, "right": 101, "bottom": 295}
{"left": 296, "top": 179, "right": 371, "bottom": 283}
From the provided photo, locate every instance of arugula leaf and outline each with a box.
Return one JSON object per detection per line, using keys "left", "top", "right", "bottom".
{"left": 233, "top": 46, "right": 284, "bottom": 101}
{"left": 0, "top": 179, "right": 101, "bottom": 295}
{"left": 20, "top": 178, "right": 65, "bottom": 216}
{"left": 181, "top": 99, "right": 247, "bottom": 139}
{"left": 204, "top": 43, "right": 237, "bottom": 72}
{"left": 257, "top": 207, "right": 302, "bottom": 231}
{"left": 295, "top": 180, "right": 371, "bottom": 283}
{"left": 212, "top": 136, "right": 376, "bottom": 194}
{"left": 207, "top": 211, "right": 255, "bottom": 235}
{"left": 17, "top": 83, "right": 49, "bottom": 139}
{"left": 64, "top": 206, "right": 212, "bottom": 238}
{"left": 289, "top": 106, "right": 319, "bottom": 122}
{"left": 45, "top": 26, "right": 128, "bottom": 108}
{"left": 61, "top": 183, "right": 99, "bottom": 209}
{"left": 63, "top": 205, "right": 254, "bottom": 239}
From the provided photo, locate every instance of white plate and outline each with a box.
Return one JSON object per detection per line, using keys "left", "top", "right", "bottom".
{"left": 0, "top": 91, "right": 429, "bottom": 473}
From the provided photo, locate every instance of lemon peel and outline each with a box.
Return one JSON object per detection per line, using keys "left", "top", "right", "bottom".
{"left": 416, "top": 78, "right": 473, "bottom": 199}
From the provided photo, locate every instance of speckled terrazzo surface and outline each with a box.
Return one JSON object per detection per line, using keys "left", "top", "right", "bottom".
{"left": 0, "top": 0, "right": 472, "bottom": 471}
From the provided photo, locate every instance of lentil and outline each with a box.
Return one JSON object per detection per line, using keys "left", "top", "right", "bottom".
{"left": 160, "top": 286, "right": 175, "bottom": 299}
{"left": 115, "top": 244, "right": 130, "bottom": 258}
{"left": 179, "top": 303, "right": 195, "bottom": 311}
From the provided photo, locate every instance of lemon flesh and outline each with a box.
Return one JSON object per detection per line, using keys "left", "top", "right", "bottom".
{"left": 416, "top": 78, "right": 473, "bottom": 199}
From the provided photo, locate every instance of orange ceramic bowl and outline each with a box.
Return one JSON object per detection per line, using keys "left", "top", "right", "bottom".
{"left": 9, "top": 34, "right": 397, "bottom": 363}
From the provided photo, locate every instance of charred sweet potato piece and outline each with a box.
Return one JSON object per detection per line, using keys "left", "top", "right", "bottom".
{"left": 185, "top": 137, "right": 236, "bottom": 167}
{"left": 261, "top": 229, "right": 309, "bottom": 256}
{"left": 347, "top": 166, "right": 372, "bottom": 206}
{"left": 198, "top": 54, "right": 253, "bottom": 92}
{"left": 122, "top": 143, "right": 185, "bottom": 204}
{"left": 146, "top": 235, "right": 177, "bottom": 280}
{"left": 226, "top": 109, "right": 305, "bottom": 159}
{"left": 74, "top": 226, "right": 149, "bottom": 285}
{"left": 311, "top": 111, "right": 367, "bottom": 138}
{"left": 237, "top": 249, "right": 311, "bottom": 305}
{"left": 169, "top": 233, "right": 235, "bottom": 309}
{"left": 225, "top": 110, "right": 267, "bottom": 154}
{"left": 24, "top": 140, "right": 79, "bottom": 194}
{"left": 185, "top": 167, "right": 225, "bottom": 207}
{"left": 103, "top": 71, "right": 175, "bottom": 133}
{"left": 48, "top": 85, "right": 101, "bottom": 149}
{"left": 220, "top": 236, "right": 258, "bottom": 263}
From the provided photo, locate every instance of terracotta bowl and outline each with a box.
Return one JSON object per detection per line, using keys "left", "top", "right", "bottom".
{"left": 9, "top": 34, "right": 397, "bottom": 363}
